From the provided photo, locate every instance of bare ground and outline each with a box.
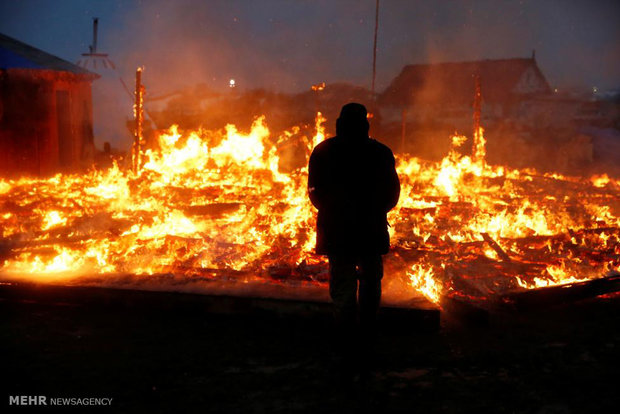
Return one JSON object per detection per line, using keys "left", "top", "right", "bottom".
{"left": 1, "top": 292, "right": 619, "bottom": 413}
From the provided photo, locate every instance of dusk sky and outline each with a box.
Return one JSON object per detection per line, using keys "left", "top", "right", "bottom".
{"left": 1, "top": 0, "right": 618, "bottom": 94}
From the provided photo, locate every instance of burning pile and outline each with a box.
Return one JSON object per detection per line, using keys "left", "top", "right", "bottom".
{"left": 0, "top": 113, "right": 618, "bottom": 305}
{"left": 393, "top": 129, "right": 619, "bottom": 303}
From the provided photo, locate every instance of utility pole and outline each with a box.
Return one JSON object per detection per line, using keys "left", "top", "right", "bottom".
{"left": 472, "top": 74, "right": 486, "bottom": 164}
{"left": 401, "top": 107, "right": 407, "bottom": 153}
{"left": 473, "top": 75, "right": 481, "bottom": 141}
{"left": 132, "top": 67, "right": 145, "bottom": 174}
{"left": 371, "top": 0, "right": 379, "bottom": 98}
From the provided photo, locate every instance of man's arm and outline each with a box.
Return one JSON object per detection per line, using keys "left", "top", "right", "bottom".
{"left": 384, "top": 151, "right": 400, "bottom": 212}
{"left": 308, "top": 148, "right": 325, "bottom": 210}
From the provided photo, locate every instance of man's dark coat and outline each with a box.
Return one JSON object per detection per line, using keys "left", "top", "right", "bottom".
{"left": 308, "top": 135, "right": 400, "bottom": 255}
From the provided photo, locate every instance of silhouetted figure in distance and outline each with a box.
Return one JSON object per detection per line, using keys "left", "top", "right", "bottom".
{"left": 308, "top": 103, "right": 400, "bottom": 368}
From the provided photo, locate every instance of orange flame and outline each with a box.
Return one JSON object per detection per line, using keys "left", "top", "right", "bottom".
{"left": 0, "top": 115, "right": 618, "bottom": 304}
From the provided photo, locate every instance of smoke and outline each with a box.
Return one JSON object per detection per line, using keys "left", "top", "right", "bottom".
{"left": 107, "top": 0, "right": 381, "bottom": 95}
{"left": 379, "top": 0, "right": 620, "bottom": 90}
{"left": 2, "top": 0, "right": 618, "bottom": 94}
{"left": 4, "top": 0, "right": 614, "bottom": 151}
{"left": 97, "top": 0, "right": 619, "bottom": 148}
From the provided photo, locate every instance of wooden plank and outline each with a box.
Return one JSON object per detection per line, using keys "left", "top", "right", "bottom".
{"left": 481, "top": 232, "right": 512, "bottom": 262}
{"left": 500, "top": 272, "right": 620, "bottom": 310}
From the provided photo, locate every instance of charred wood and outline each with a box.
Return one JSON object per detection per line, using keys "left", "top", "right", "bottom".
{"left": 500, "top": 272, "right": 620, "bottom": 310}
{"left": 481, "top": 232, "right": 512, "bottom": 262}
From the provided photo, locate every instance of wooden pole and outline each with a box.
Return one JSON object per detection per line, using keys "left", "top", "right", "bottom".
{"left": 481, "top": 232, "right": 511, "bottom": 263}
{"left": 401, "top": 107, "right": 406, "bottom": 153}
{"left": 371, "top": 0, "right": 379, "bottom": 98}
{"left": 472, "top": 74, "right": 484, "bottom": 163}
{"left": 132, "top": 67, "right": 144, "bottom": 174}
{"left": 473, "top": 75, "right": 481, "bottom": 143}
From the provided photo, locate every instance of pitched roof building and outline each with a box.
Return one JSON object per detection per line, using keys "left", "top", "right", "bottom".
{"left": 0, "top": 33, "right": 99, "bottom": 176}
{"left": 376, "top": 56, "right": 554, "bottom": 157}
{"left": 380, "top": 56, "right": 551, "bottom": 109}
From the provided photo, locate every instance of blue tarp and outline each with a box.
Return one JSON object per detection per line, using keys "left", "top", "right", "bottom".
{"left": 0, "top": 32, "right": 95, "bottom": 76}
{"left": 0, "top": 46, "right": 42, "bottom": 69}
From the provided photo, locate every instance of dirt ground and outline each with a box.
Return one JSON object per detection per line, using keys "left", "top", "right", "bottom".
{"left": 2, "top": 292, "right": 619, "bottom": 413}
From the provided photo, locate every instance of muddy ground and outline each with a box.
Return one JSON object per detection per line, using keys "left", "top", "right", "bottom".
{"left": 1, "top": 290, "right": 619, "bottom": 413}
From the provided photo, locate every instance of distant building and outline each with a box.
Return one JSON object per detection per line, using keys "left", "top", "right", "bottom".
{"left": 379, "top": 56, "right": 552, "bottom": 132}
{"left": 0, "top": 33, "right": 99, "bottom": 177}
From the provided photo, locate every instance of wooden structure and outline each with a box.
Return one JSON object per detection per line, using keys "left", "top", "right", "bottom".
{"left": 0, "top": 33, "right": 99, "bottom": 176}
{"left": 379, "top": 56, "right": 552, "bottom": 131}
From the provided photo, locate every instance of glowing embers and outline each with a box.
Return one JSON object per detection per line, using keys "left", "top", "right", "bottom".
{"left": 407, "top": 262, "right": 442, "bottom": 304}
{"left": 0, "top": 114, "right": 323, "bottom": 282}
{"left": 0, "top": 115, "right": 618, "bottom": 305}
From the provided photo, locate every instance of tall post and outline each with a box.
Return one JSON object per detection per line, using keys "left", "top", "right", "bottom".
{"left": 371, "top": 0, "right": 379, "bottom": 98}
{"left": 401, "top": 107, "right": 406, "bottom": 153}
{"left": 311, "top": 82, "right": 325, "bottom": 114}
{"left": 132, "top": 67, "right": 144, "bottom": 174}
{"left": 92, "top": 18, "right": 98, "bottom": 53}
{"left": 473, "top": 74, "right": 481, "bottom": 140}
{"left": 472, "top": 74, "right": 486, "bottom": 164}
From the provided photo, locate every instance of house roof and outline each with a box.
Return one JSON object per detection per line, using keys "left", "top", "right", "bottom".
{"left": 379, "top": 57, "right": 551, "bottom": 107}
{"left": 0, "top": 32, "right": 98, "bottom": 79}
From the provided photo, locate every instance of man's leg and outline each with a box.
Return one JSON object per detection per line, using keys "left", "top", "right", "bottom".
{"left": 328, "top": 255, "right": 358, "bottom": 329}
{"left": 328, "top": 254, "right": 359, "bottom": 374}
{"left": 356, "top": 254, "right": 383, "bottom": 375}
{"left": 358, "top": 255, "right": 383, "bottom": 329}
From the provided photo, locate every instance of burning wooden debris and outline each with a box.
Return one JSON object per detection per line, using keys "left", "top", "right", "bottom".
{"left": 0, "top": 112, "right": 618, "bottom": 307}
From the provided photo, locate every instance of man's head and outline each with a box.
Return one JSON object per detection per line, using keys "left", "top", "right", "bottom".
{"left": 336, "top": 102, "right": 369, "bottom": 139}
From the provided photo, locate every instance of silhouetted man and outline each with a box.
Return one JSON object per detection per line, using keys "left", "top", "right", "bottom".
{"left": 308, "top": 103, "right": 400, "bottom": 346}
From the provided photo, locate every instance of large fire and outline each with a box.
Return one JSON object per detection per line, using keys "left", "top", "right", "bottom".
{"left": 0, "top": 113, "right": 618, "bottom": 305}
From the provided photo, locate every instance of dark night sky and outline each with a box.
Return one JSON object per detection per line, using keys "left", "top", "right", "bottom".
{"left": 1, "top": 0, "right": 618, "bottom": 94}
